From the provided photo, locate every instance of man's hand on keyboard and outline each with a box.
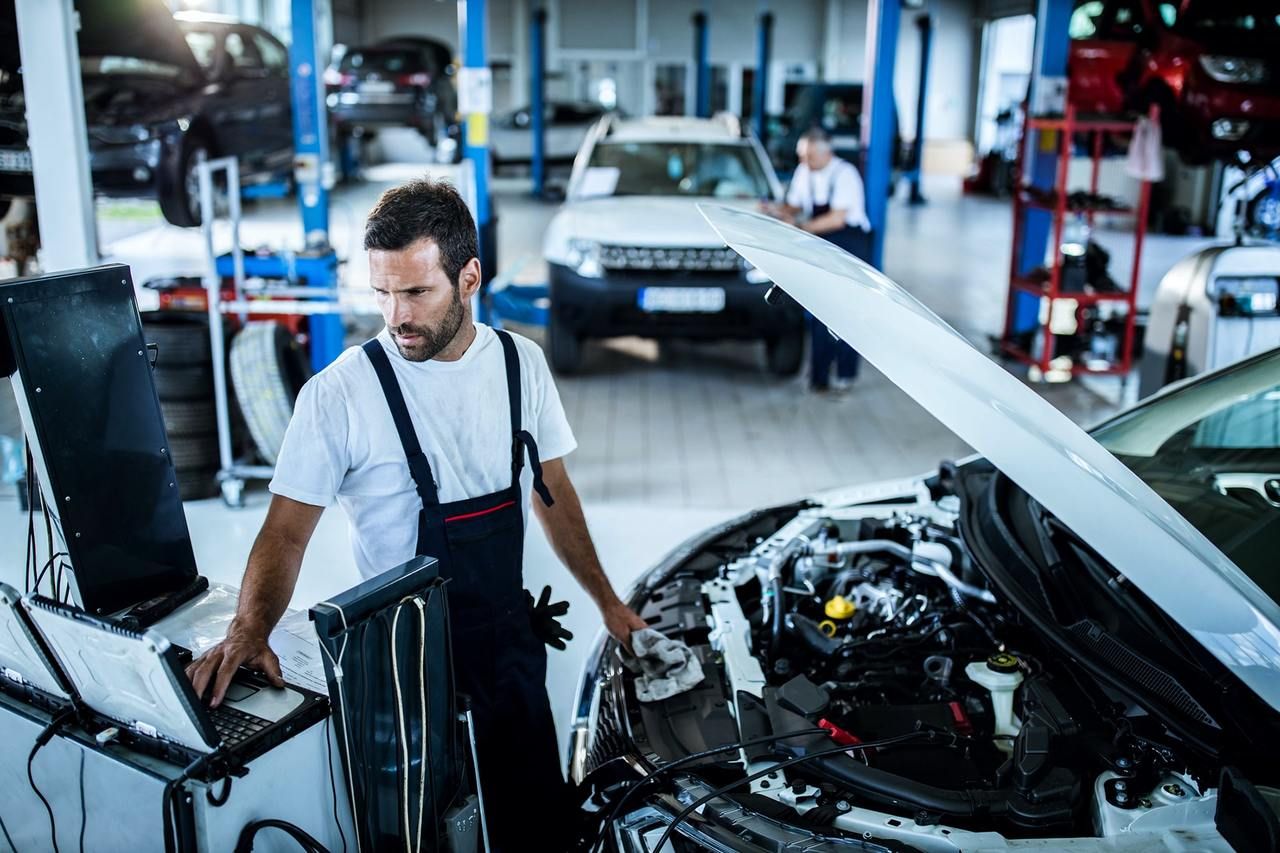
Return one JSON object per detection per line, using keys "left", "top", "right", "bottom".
{"left": 186, "top": 625, "right": 285, "bottom": 707}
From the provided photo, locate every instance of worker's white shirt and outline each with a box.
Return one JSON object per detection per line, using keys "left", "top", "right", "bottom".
{"left": 270, "top": 324, "right": 577, "bottom": 579}
{"left": 786, "top": 157, "right": 871, "bottom": 231}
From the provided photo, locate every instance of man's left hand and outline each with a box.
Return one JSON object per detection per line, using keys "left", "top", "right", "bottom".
{"left": 603, "top": 601, "right": 648, "bottom": 653}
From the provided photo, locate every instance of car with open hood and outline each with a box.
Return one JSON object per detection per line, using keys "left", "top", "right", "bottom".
{"left": 567, "top": 204, "right": 1280, "bottom": 852}
{"left": 0, "top": 1, "right": 293, "bottom": 227}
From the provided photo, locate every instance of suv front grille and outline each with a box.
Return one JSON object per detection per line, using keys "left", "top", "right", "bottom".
{"left": 600, "top": 244, "right": 742, "bottom": 273}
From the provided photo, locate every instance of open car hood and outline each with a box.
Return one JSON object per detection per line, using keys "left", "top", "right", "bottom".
{"left": 698, "top": 203, "right": 1280, "bottom": 712}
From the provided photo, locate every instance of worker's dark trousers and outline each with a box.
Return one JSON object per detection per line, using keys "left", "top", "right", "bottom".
{"left": 808, "top": 225, "right": 870, "bottom": 389}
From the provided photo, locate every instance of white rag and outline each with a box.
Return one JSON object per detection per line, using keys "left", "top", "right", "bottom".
{"left": 624, "top": 628, "right": 705, "bottom": 703}
{"left": 1126, "top": 116, "right": 1165, "bottom": 183}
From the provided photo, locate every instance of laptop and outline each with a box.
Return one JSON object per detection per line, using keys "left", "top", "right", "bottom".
{"left": 23, "top": 594, "right": 328, "bottom": 773}
{"left": 0, "top": 582, "right": 73, "bottom": 713}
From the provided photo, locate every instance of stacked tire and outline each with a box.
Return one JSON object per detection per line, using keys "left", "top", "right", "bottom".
{"left": 229, "top": 321, "right": 312, "bottom": 466}
{"left": 143, "top": 316, "right": 221, "bottom": 500}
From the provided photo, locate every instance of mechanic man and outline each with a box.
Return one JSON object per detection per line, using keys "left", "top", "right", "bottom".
{"left": 187, "top": 178, "right": 647, "bottom": 849}
{"left": 763, "top": 126, "right": 871, "bottom": 392}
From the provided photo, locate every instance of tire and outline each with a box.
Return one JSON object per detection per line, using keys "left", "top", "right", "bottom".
{"left": 167, "top": 433, "right": 218, "bottom": 472}
{"left": 765, "top": 331, "right": 804, "bottom": 377}
{"left": 548, "top": 315, "right": 582, "bottom": 375}
{"left": 143, "top": 317, "right": 212, "bottom": 368}
{"left": 153, "top": 365, "right": 214, "bottom": 401}
{"left": 161, "top": 399, "right": 216, "bottom": 437}
{"left": 157, "top": 134, "right": 212, "bottom": 228}
{"left": 229, "top": 321, "right": 312, "bottom": 465}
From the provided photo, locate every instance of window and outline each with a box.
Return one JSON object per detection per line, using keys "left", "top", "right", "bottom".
{"left": 223, "top": 32, "right": 263, "bottom": 70}
{"left": 1069, "top": 1, "right": 1104, "bottom": 38}
{"left": 1094, "top": 350, "right": 1280, "bottom": 603}
{"left": 253, "top": 33, "right": 288, "bottom": 73}
{"left": 340, "top": 49, "right": 420, "bottom": 74}
{"left": 1157, "top": 3, "right": 1178, "bottom": 26}
{"left": 184, "top": 31, "right": 218, "bottom": 71}
{"left": 585, "top": 141, "right": 771, "bottom": 199}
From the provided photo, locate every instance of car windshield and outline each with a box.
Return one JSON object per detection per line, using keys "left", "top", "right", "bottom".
{"left": 341, "top": 49, "right": 421, "bottom": 73}
{"left": 1161, "top": 2, "right": 1280, "bottom": 35}
{"left": 585, "top": 141, "right": 770, "bottom": 199}
{"left": 1092, "top": 349, "right": 1280, "bottom": 605}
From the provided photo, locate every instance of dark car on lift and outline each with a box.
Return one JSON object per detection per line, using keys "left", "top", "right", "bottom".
{"left": 324, "top": 35, "right": 458, "bottom": 148}
{"left": 1068, "top": 0, "right": 1280, "bottom": 163}
{"left": 0, "top": 2, "right": 294, "bottom": 227}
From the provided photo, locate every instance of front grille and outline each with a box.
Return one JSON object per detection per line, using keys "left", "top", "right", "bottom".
{"left": 600, "top": 244, "right": 742, "bottom": 273}
{"left": 587, "top": 675, "right": 631, "bottom": 774}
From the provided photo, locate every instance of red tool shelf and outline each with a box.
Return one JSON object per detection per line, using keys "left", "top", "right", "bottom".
{"left": 1000, "top": 103, "right": 1157, "bottom": 378}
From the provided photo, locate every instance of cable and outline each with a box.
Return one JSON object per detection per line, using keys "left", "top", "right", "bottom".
{"left": 324, "top": 718, "right": 348, "bottom": 853}
{"left": 587, "top": 727, "right": 831, "bottom": 853}
{"left": 389, "top": 603, "right": 413, "bottom": 849}
{"left": 0, "top": 809, "right": 16, "bottom": 853}
{"left": 652, "top": 731, "right": 943, "bottom": 852}
{"left": 77, "top": 748, "right": 86, "bottom": 853}
{"left": 28, "top": 712, "right": 73, "bottom": 853}
{"left": 233, "top": 819, "right": 330, "bottom": 853}
{"left": 314, "top": 599, "right": 360, "bottom": 853}
{"left": 410, "top": 597, "right": 430, "bottom": 853}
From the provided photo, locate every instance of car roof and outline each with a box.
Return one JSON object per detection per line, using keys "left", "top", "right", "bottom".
{"left": 605, "top": 116, "right": 744, "bottom": 144}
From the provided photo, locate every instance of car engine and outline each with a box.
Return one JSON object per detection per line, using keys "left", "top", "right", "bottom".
{"left": 588, "top": 493, "right": 1235, "bottom": 848}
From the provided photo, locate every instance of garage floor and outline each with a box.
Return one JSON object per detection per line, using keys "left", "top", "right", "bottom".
{"left": 0, "top": 132, "right": 1221, "bottom": 756}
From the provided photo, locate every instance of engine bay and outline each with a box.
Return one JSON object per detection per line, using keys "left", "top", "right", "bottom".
{"left": 597, "top": 490, "right": 1265, "bottom": 848}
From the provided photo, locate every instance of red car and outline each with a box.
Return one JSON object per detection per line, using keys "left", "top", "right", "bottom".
{"left": 1068, "top": 0, "right": 1280, "bottom": 163}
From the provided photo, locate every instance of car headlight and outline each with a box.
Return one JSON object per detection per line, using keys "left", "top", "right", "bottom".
{"left": 566, "top": 238, "right": 603, "bottom": 278}
{"left": 1199, "top": 55, "right": 1268, "bottom": 85}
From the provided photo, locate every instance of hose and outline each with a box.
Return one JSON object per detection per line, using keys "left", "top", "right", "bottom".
{"left": 808, "top": 539, "right": 996, "bottom": 604}
{"left": 769, "top": 575, "right": 785, "bottom": 662}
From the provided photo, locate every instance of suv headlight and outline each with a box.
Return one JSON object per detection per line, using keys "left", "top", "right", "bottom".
{"left": 566, "top": 238, "right": 603, "bottom": 278}
{"left": 1199, "top": 55, "right": 1268, "bottom": 85}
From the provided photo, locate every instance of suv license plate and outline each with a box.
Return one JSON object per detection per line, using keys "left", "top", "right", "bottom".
{"left": 359, "top": 80, "right": 395, "bottom": 94}
{"left": 0, "top": 148, "right": 32, "bottom": 173}
{"left": 638, "top": 287, "right": 726, "bottom": 313}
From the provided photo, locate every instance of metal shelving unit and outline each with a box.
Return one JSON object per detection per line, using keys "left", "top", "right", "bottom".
{"left": 1000, "top": 105, "right": 1158, "bottom": 378}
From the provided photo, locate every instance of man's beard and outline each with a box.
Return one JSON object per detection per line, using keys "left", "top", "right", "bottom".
{"left": 389, "top": 288, "right": 466, "bottom": 362}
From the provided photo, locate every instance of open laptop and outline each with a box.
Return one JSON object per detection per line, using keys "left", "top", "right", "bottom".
{"left": 23, "top": 594, "right": 328, "bottom": 772}
{"left": 0, "top": 582, "right": 73, "bottom": 713}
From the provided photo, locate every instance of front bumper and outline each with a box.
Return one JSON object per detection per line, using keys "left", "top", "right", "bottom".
{"left": 1183, "top": 80, "right": 1280, "bottom": 156}
{"left": 0, "top": 137, "right": 164, "bottom": 199}
{"left": 549, "top": 262, "right": 803, "bottom": 341}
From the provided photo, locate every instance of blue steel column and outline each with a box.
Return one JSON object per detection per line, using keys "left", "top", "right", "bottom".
{"left": 862, "top": 0, "right": 901, "bottom": 270}
{"left": 753, "top": 11, "right": 773, "bottom": 143}
{"left": 1018, "top": 0, "right": 1073, "bottom": 278}
{"left": 531, "top": 7, "right": 547, "bottom": 197}
{"left": 692, "top": 11, "right": 710, "bottom": 118}
{"left": 459, "top": 0, "right": 496, "bottom": 320}
{"left": 289, "top": 0, "right": 341, "bottom": 370}
{"left": 907, "top": 13, "right": 933, "bottom": 206}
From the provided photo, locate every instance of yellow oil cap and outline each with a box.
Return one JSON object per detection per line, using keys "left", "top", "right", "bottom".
{"left": 824, "top": 595, "right": 856, "bottom": 620}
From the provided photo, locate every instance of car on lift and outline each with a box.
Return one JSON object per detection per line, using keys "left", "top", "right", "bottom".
{"left": 542, "top": 115, "right": 804, "bottom": 375}
{"left": 491, "top": 101, "right": 613, "bottom": 171}
{"left": 0, "top": 4, "right": 294, "bottom": 227}
{"left": 1068, "top": 0, "right": 1280, "bottom": 163}
{"left": 324, "top": 35, "right": 458, "bottom": 150}
{"left": 569, "top": 204, "right": 1280, "bottom": 852}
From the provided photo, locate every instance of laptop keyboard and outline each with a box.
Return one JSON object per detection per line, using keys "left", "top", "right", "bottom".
{"left": 209, "top": 703, "right": 271, "bottom": 747}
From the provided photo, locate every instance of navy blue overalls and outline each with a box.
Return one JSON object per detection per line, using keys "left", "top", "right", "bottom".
{"left": 807, "top": 164, "right": 866, "bottom": 389}
{"left": 361, "top": 330, "right": 571, "bottom": 850}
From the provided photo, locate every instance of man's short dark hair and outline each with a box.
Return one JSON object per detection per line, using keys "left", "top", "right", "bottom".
{"left": 800, "top": 126, "right": 832, "bottom": 146}
{"left": 363, "top": 178, "right": 478, "bottom": 286}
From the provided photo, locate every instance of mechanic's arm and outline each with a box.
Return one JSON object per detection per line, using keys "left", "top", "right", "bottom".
{"left": 802, "top": 207, "right": 849, "bottom": 235}
{"left": 533, "top": 457, "right": 647, "bottom": 650}
{"left": 186, "top": 495, "right": 324, "bottom": 706}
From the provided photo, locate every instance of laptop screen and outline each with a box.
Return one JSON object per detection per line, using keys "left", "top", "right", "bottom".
{"left": 0, "top": 583, "right": 70, "bottom": 701}
{"left": 24, "top": 597, "right": 217, "bottom": 753}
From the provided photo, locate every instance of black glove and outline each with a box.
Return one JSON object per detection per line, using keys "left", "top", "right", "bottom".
{"left": 526, "top": 585, "right": 573, "bottom": 651}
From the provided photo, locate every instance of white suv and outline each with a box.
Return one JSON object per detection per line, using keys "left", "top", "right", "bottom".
{"left": 541, "top": 115, "right": 804, "bottom": 374}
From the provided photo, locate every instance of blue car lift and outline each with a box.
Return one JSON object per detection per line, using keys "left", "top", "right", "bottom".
{"left": 530, "top": 6, "right": 548, "bottom": 198}
{"left": 693, "top": 10, "right": 710, "bottom": 118}
{"left": 906, "top": 13, "right": 933, "bottom": 206}
{"left": 863, "top": 0, "right": 901, "bottom": 270}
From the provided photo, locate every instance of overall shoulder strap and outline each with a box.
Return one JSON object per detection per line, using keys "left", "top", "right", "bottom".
{"left": 361, "top": 339, "right": 439, "bottom": 506}
{"left": 493, "top": 330, "right": 554, "bottom": 507}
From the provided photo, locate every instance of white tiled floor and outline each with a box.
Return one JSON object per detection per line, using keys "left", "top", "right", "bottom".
{"left": 0, "top": 137, "right": 1217, "bottom": 756}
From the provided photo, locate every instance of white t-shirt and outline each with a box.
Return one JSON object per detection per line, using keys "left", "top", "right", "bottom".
{"left": 269, "top": 324, "right": 577, "bottom": 579}
{"left": 786, "top": 157, "right": 871, "bottom": 231}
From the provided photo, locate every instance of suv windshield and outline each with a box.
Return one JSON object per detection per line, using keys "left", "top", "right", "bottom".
{"left": 585, "top": 141, "right": 770, "bottom": 199}
{"left": 1092, "top": 350, "right": 1280, "bottom": 604}
{"left": 340, "top": 49, "right": 422, "bottom": 74}
{"left": 1163, "top": 2, "right": 1280, "bottom": 35}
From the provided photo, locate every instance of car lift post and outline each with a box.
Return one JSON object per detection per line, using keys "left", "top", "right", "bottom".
{"left": 862, "top": 0, "right": 902, "bottom": 270}
{"left": 753, "top": 11, "right": 774, "bottom": 144}
{"left": 13, "top": 0, "right": 97, "bottom": 270}
{"left": 907, "top": 13, "right": 933, "bottom": 206}
{"left": 459, "top": 0, "right": 497, "bottom": 323}
{"left": 693, "top": 10, "right": 711, "bottom": 118}
{"left": 1012, "top": 0, "right": 1073, "bottom": 337}
{"left": 530, "top": 6, "right": 548, "bottom": 198}
{"left": 288, "top": 0, "right": 343, "bottom": 372}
